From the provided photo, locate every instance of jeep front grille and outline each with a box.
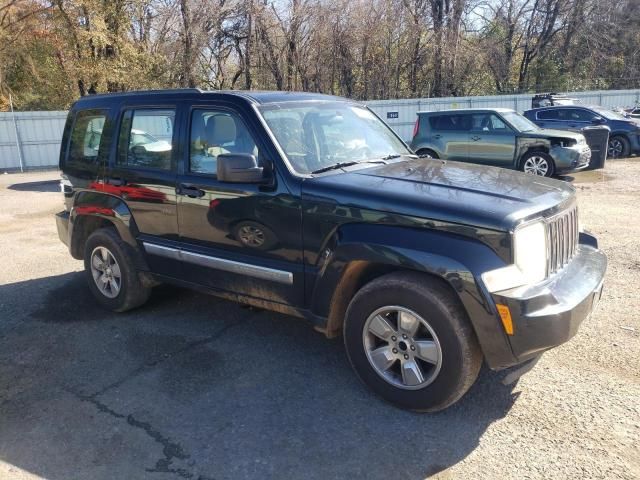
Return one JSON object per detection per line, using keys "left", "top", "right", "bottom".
{"left": 547, "top": 205, "right": 579, "bottom": 275}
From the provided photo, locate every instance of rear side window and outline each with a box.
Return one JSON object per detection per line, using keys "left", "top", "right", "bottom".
{"left": 537, "top": 110, "right": 559, "bottom": 120}
{"left": 428, "top": 114, "right": 471, "bottom": 131}
{"left": 67, "top": 109, "right": 107, "bottom": 166}
{"left": 117, "top": 108, "right": 175, "bottom": 170}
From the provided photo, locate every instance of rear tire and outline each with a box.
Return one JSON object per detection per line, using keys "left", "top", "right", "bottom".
{"left": 608, "top": 135, "right": 630, "bottom": 158}
{"left": 343, "top": 272, "right": 482, "bottom": 412}
{"left": 84, "top": 227, "right": 151, "bottom": 312}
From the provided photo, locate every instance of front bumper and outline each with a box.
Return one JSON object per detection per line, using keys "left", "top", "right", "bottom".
{"left": 490, "top": 239, "right": 607, "bottom": 364}
{"left": 552, "top": 144, "right": 591, "bottom": 173}
{"left": 55, "top": 210, "right": 71, "bottom": 248}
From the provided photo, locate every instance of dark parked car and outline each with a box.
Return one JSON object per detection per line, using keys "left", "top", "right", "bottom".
{"left": 523, "top": 105, "right": 640, "bottom": 158}
{"left": 56, "top": 89, "right": 607, "bottom": 412}
{"left": 410, "top": 108, "right": 591, "bottom": 177}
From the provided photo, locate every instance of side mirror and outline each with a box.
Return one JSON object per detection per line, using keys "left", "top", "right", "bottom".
{"left": 591, "top": 116, "right": 605, "bottom": 124}
{"left": 217, "top": 153, "right": 265, "bottom": 183}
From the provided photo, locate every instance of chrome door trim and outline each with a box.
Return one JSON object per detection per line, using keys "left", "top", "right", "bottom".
{"left": 142, "top": 241, "right": 293, "bottom": 285}
{"left": 143, "top": 242, "right": 181, "bottom": 260}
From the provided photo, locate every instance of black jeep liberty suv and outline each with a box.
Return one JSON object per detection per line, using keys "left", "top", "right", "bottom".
{"left": 56, "top": 89, "right": 607, "bottom": 411}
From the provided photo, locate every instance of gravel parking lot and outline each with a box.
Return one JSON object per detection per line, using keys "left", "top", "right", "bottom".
{"left": 0, "top": 163, "right": 638, "bottom": 480}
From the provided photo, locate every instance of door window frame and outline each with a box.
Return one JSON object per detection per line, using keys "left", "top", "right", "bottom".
{"left": 428, "top": 113, "right": 473, "bottom": 132}
{"left": 470, "top": 113, "right": 515, "bottom": 134}
{"left": 109, "top": 103, "right": 180, "bottom": 174}
{"left": 180, "top": 101, "right": 274, "bottom": 182}
{"left": 535, "top": 109, "right": 560, "bottom": 121}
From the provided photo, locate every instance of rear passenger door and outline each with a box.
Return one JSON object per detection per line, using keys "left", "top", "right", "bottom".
{"left": 174, "top": 102, "right": 304, "bottom": 307}
{"left": 427, "top": 113, "right": 470, "bottom": 162}
{"left": 107, "top": 105, "right": 182, "bottom": 276}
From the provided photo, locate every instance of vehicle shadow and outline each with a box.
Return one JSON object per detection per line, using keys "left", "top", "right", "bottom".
{"left": 556, "top": 174, "right": 575, "bottom": 182}
{"left": 0, "top": 272, "right": 520, "bottom": 480}
{"left": 7, "top": 180, "right": 59, "bottom": 193}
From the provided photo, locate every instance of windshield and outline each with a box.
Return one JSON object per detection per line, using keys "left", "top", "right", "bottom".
{"left": 592, "top": 107, "right": 628, "bottom": 121}
{"left": 259, "top": 102, "right": 411, "bottom": 174}
{"left": 501, "top": 111, "right": 539, "bottom": 132}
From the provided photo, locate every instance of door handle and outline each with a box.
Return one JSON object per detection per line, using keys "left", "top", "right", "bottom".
{"left": 177, "top": 183, "right": 205, "bottom": 198}
{"left": 106, "top": 177, "right": 126, "bottom": 186}
{"left": 433, "top": 134, "right": 442, "bottom": 139}
{"left": 471, "top": 135, "right": 481, "bottom": 141}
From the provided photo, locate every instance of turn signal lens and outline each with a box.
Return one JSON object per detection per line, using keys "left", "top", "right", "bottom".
{"left": 496, "top": 304, "right": 514, "bottom": 335}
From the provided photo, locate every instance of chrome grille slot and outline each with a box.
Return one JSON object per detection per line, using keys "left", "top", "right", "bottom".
{"left": 546, "top": 205, "right": 579, "bottom": 275}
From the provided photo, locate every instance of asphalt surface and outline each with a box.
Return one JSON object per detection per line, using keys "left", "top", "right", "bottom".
{"left": 0, "top": 168, "right": 638, "bottom": 480}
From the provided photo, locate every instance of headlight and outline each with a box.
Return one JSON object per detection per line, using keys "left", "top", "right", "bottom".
{"left": 482, "top": 220, "right": 547, "bottom": 293}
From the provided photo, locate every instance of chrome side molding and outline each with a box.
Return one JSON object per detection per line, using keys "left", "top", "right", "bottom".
{"left": 142, "top": 242, "right": 293, "bottom": 285}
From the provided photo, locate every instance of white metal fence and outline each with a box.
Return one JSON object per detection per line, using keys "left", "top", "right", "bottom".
{"left": 2, "top": 88, "right": 640, "bottom": 171}
{"left": 0, "top": 110, "right": 67, "bottom": 171}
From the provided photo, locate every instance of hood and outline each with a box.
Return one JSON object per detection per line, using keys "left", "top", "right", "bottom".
{"left": 304, "top": 158, "right": 575, "bottom": 231}
{"left": 527, "top": 128, "right": 585, "bottom": 141}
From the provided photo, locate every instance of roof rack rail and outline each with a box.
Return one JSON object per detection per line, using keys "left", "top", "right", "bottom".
{"left": 83, "top": 88, "right": 204, "bottom": 98}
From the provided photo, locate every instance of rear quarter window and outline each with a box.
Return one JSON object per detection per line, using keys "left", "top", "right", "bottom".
{"left": 536, "top": 110, "right": 559, "bottom": 120}
{"left": 66, "top": 109, "right": 108, "bottom": 167}
{"left": 428, "top": 114, "right": 471, "bottom": 131}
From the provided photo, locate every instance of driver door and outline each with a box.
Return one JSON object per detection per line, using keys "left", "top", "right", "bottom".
{"left": 467, "top": 113, "right": 516, "bottom": 166}
{"left": 175, "top": 103, "right": 304, "bottom": 307}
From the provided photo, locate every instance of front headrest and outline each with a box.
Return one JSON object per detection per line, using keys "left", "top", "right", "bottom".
{"left": 206, "top": 115, "right": 236, "bottom": 145}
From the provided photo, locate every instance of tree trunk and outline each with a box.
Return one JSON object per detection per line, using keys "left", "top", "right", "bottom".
{"left": 180, "top": 0, "right": 196, "bottom": 88}
{"left": 244, "top": 0, "right": 253, "bottom": 90}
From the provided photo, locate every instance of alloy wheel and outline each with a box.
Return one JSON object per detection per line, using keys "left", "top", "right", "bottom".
{"left": 90, "top": 246, "right": 122, "bottom": 299}
{"left": 608, "top": 138, "right": 624, "bottom": 158}
{"left": 237, "top": 224, "right": 265, "bottom": 247}
{"left": 362, "top": 306, "right": 443, "bottom": 390}
{"left": 523, "top": 156, "right": 550, "bottom": 176}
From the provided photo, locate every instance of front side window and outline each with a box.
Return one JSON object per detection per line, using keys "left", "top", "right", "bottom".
{"left": 259, "top": 102, "right": 410, "bottom": 175}
{"left": 67, "top": 109, "right": 107, "bottom": 165}
{"left": 189, "top": 109, "right": 259, "bottom": 175}
{"left": 560, "top": 109, "right": 592, "bottom": 122}
{"left": 117, "top": 108, "right": 175, "bottom": 170}
{"left": 471, "top": 113, "right": 512, "bottom": 132}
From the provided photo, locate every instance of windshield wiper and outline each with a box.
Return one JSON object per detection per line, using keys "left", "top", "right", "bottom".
{"left": 311, "top": 161, "right": 360, "bottom": 174}
{"left": 311, "top": 157, "right": 400, "bottom": 174}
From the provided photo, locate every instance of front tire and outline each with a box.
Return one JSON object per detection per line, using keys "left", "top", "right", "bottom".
{"left": 520, "top": 151, "right": 555, "bottom": 177}
{"left": 84, "top": 228, "right": 151, "bottom": 312}
{"left": 343, "top": 272, "right": 482, "bottom": 412}
{"left": 608, "top": 135, "right": 630, "bottom": 158}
